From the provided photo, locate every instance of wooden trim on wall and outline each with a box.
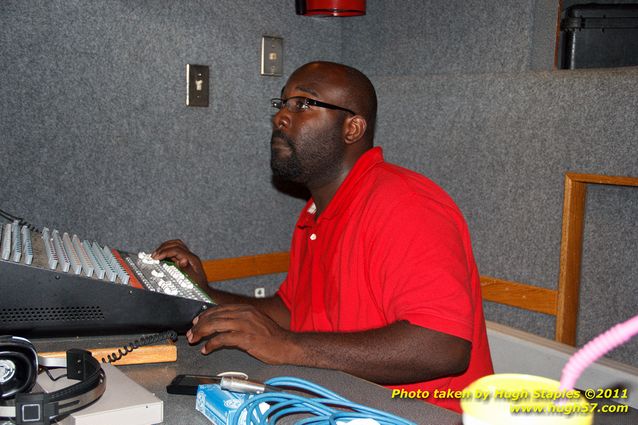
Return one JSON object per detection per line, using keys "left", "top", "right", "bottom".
{"left": 556, "top": 173, "right": 638, "bottom": 345}
{"left": 480, "top": 276, "right": 558, "bottom": 316}
{"left": 203, "top": 251, "right": 290, "bottom": 282}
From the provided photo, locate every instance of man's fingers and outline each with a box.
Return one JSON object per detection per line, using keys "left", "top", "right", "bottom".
{"left": 195, "top": 304, "right": 257, "bottom": 320}
{"left": 151, "top": 239, "right": 185, "bottom": 254}
{"left": 201, "top": 332, "right": 244, "bottom": 354}
{"left": 190, "top": 317, "right": 245, "bottom": 339}
{"left": 151, "top": 239, "right": 189, "bottom": 259}
{"left": 153, "top": 245, "right": 196, "bottom": 268}
{"left": 153, "top": 247, "right": 190, "bottom": 266}
{"left": 187, "top": 307, "right": 254, "bottom": 343}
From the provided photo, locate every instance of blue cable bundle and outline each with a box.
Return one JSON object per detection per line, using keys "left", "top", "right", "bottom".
{"left": 229, "top": 376, "right": 416, "bottom": 425}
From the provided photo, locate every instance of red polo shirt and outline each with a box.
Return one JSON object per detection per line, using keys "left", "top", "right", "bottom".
{"left": 277, "top": 147, "right": 493, "bottom": 412}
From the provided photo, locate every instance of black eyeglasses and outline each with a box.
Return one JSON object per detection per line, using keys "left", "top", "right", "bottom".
{"left": 271, "top": 96, "right": 356, "bottom": 115}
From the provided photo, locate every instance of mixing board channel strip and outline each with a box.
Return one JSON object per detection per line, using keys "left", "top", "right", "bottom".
{"left": 92, "top": 241, "right": 117, "bottom": 282}
{"left": 62, "top": 232, "right": 82, "bottom": 275}
{"left": 1, "top": 223, "right": 11, "bottom": 260}
{"left": 51, "top": 230, "right": 71, "bottom": 272}
{"left": 21, "top": 225, "right": 33, "bottom": 265}
{"left": 41, "top": 228, "right": 59, "bottom": 269}
{"left": 82, "top": 239, "right": 105, "bottom": 279}
{"left": 11, "top": 221, "right": 22, "bottom": 262}
{"left": 103, "top": 245, "right": 129, "bottom": 285}
{"left": 73, "top": 234, "right": 94, "bottom": 277}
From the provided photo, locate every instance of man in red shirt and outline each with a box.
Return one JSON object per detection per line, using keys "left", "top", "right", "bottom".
{"left": 153, "top": 61, "right": 493, "bottom": 412}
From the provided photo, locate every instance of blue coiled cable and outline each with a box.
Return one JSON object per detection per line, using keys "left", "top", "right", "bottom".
{"left": 229, "top": 376, "right": 416, "bottom": 425}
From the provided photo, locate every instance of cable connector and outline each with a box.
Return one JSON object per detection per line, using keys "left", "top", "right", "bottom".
{"left": 220, "top": 377, "right": 278, "bottom": 394}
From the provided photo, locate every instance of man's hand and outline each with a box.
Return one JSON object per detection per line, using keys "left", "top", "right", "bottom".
{"left": 151, "top": 239, "right": 207, "bottom": 286}
{"left": 187, "top": 307, "right": 470, "bottom": 384}
{"left": 187, "top": 304, "right": 299, "bottom": 365}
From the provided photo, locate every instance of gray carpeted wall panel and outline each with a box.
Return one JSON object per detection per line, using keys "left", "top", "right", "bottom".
{"left": 341, "top": 0, "right": 542, "bottom": 76}
{"left": 372, "top": 68, "right": 638, "bottom": 366}
{"left": 579, "top": 185, "right": 638, "bottom": 367}
{"left": 0, "top": 1, "right": 341, "bottom": 260}
{"left": 530, "top": 0, "right": 560, "bottom": 70}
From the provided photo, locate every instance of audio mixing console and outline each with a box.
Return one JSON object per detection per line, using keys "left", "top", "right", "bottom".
{"left": 0, "top": 221, "right": 215, "bottom": 337}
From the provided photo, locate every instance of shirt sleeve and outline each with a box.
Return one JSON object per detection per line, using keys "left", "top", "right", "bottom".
{"left": 368, "top": 193, "right": 475, "bottom": 341}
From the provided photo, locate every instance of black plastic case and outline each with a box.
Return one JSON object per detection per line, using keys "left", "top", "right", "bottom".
{"left": 560, "top": 3, "right": 638, "bottom": 69}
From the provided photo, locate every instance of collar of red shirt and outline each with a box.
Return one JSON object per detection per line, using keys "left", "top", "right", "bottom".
{"left": 298, "top": 146, "right": 384, "bottom": 228}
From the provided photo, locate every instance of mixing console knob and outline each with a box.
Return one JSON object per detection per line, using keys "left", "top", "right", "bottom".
{"left": 138, "top": 251, "right": 160, "bottom": 265}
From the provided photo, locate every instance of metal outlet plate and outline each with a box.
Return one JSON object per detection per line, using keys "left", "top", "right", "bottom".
{"left": 261, "top": 36, "right": 283, "bottom": 76}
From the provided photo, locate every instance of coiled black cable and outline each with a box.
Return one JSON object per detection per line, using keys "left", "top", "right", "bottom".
{"left": 101, "top": 330, "right": 178, "bottom": 364}
{"left": 0, "top": 207, "right": 39, "bottom": 232}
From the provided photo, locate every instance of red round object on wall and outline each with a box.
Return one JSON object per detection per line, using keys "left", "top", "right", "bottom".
{"left": 296, "top": 0, "right": 366, "bottom": 17}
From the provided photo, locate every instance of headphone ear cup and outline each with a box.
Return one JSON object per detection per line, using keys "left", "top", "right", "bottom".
{"left": 0, "top": 336, "right": 38, "bottom": 399}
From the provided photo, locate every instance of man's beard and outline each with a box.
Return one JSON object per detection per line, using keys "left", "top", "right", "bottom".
{"left": 270, "top": 129, "right": 303, "bottom": 181}
{"left": 270, "top": 126, "right": 345, "bottom": 186}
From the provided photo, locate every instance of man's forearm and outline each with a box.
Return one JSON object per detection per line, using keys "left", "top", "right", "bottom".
{"left": 285, "top": 321, "right": 470, "bottom": 384}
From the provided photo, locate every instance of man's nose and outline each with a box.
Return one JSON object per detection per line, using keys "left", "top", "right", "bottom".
{"left": 272, "top": 108, "right": 289, "bottom": 130}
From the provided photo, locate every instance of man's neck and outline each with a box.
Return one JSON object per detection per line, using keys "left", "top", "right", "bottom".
{"left": 307, "top": 157, "right": 361, "bottom": 217}
{"left": 306, "top": 146, "right": 371, "bottom": 217}
{"left": 308, "top": 170, "right": 348, "bottom": 218}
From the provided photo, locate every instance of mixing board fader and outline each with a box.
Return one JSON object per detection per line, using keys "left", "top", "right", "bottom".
{"left": 0, "top": 222, "right": 215, "bottom": 337}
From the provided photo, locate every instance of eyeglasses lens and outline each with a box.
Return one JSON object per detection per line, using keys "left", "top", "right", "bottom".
{"left": 271, "top": 98, "right": 310, "bottom": 113}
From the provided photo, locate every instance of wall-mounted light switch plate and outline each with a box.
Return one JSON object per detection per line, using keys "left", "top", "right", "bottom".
{"left": 261, "top": 36, "right": 283, "bottom": 76}
{"left": 186, "top": 64, "right": 209, "bottom": 107}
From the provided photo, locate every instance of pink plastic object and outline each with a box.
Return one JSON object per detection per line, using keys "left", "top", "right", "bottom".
{"left": 560, "top": 314, "right": 638, "bottom": 391}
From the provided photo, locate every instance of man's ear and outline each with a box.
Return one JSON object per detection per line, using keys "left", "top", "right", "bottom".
{"left": 344, "top": 115, "right": 367, "bottom": 145}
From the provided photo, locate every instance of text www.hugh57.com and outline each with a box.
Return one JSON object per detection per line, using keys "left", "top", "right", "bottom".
{"left": 510, "top": 402, "right": 628, "bottom": 415}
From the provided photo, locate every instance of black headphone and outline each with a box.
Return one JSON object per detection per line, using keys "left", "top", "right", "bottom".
{"left": 0, "top": 336, "right": 106, "bottom": 425}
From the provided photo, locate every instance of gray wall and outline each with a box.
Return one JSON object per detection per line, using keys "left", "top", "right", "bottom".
{"left": 341, "top": 0, "right": 558, "bottom": 74}
{"left": 1, "top": 1, "right": 637, "bottom": 367}
{"left": 0, "top": 0, "right": 337, "bottom": 257}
